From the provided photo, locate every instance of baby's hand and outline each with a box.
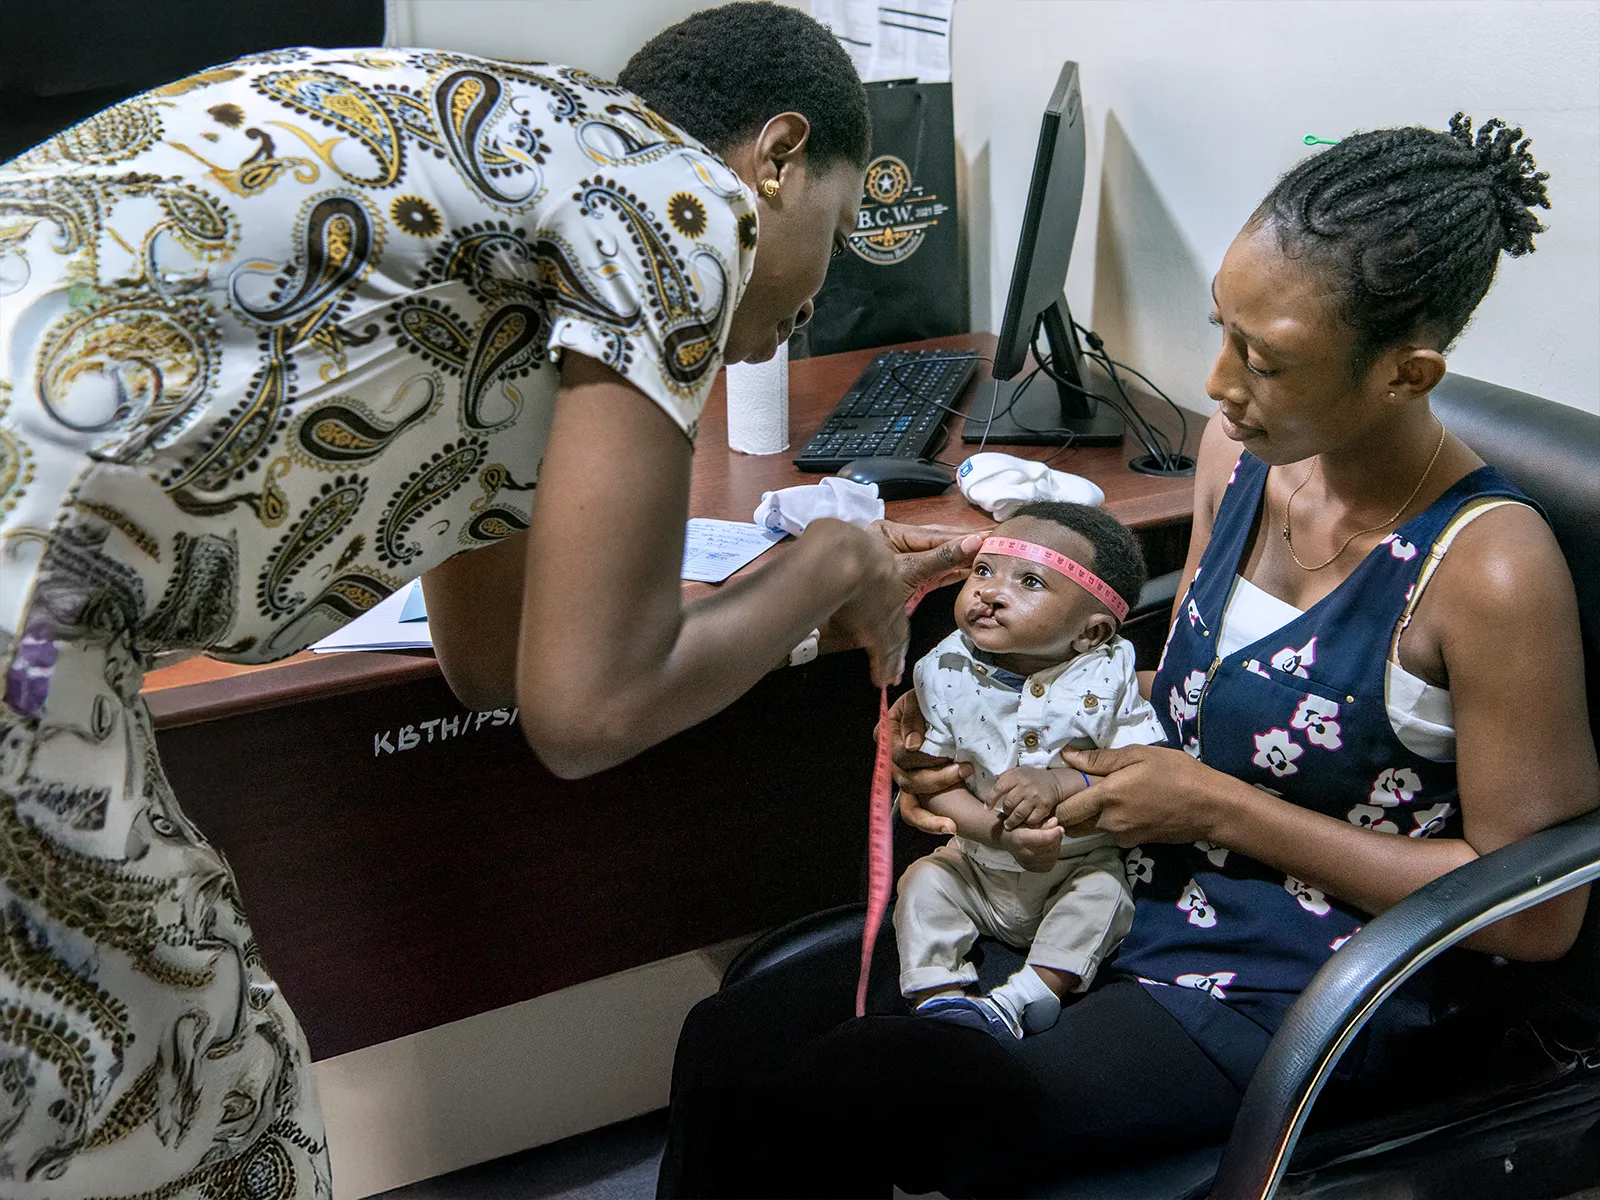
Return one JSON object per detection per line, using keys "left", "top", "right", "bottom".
{"left": 1000, "top": 823, "right": 1064, "bottom": 872}
{"left": 990, "top": 766, "right": 1068, "bottom": 830}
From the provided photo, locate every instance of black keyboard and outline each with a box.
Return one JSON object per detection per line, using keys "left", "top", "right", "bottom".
{"left": 792, "top": 348, "right": 979, "bottom": 472}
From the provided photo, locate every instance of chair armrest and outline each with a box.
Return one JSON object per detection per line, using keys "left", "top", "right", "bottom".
{"left": 1211, "top": 808, "right": 1600, "bottom": 1200}
{"left": 721, "top": 903, "right": 866, "bottom": 989}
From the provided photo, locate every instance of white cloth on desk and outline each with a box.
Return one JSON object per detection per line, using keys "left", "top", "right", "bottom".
{"left": 753, "top": 475, "right": 885, "bottom": 535}
{"left": 912, "top": 630, "right": 1164, "bottom": 872}
{"left": 956, "top": 451, "right": 1105, "bottom": 519}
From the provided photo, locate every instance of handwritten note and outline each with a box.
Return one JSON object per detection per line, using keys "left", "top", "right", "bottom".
{"left": 681, "top": 518, "right": 787, "bottom": 583}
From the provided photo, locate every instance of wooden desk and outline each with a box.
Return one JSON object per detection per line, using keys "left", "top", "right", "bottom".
{"left": 144, "top": 333, "right": 1197, "bottom": 1058}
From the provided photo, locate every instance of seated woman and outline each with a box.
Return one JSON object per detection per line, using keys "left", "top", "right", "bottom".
{"left": 659, "top": 114, "right": 1599, "bottom": 1197}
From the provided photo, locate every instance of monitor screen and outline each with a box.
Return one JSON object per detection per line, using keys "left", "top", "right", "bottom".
{"left": 964, "top": 60, "right": 1123, "bottom": 447}
{"left": 993, "top": 61, "right": 1087, "bottom": 382}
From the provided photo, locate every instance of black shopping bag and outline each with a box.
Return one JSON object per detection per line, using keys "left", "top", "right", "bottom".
{"left": 797, "top": 79, "right": 967, "bottom": 357}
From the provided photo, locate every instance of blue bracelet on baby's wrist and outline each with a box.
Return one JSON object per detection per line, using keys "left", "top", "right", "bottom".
{"left": 1080, "top": 770, "right": 1093, "bottom": 790}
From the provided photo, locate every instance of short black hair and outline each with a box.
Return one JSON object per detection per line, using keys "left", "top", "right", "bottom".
{"left": 618, "top": 2, "right": 871, "bottom": 171}
{"left": 1007, "top": 501, "right": 1146, "bottom": 620}
{"left": 1250, "top": 113, "right": 1551, "bottom": 379}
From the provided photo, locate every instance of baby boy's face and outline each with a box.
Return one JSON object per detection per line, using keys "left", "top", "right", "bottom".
{"left": 954, "top": 517, "right": 1114, "bottom": 669}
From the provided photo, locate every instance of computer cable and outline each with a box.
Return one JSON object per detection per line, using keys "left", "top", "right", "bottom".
{"left": 963, "top": 350, "right": 1062, "bottom": 441}
{"left": 1032, "top": 348, "right": 1178, "bottom": 472}
{"left": 816, "top": 350, "right": 1044, "bottom": 468}
{"left": 1026, "top": 324, "right": 1176, "bottom": 466}
{"left": 1072, "top": 320, "right": 1191, "bottom": 468}
{"left": 883, "top": 354, "right": 998, "bottom": 426}
{"left": 883, "top": 353, "right": 1049, "bottom": 461}
{"left": 1092, "top": 348, "right": 1190, "bottom": 459}
{"left": 878, "top": 348, "right": 1162, "bottom": 475}
{"left": 1078, "top": 340, "right": 1181, "bottom": 470}
{"left": 1032, "top": 419, "right": 1080, "bottom": 470}
{"left": 939, "top": 361, "right": 1048, "bottom": 463}
{"left": 1095, "top": 352, "right": 1188, "bottom": 470}
{"left": 1091, "top": 353, "right": 1180, "bottom": 470}
{"left": 910, "top": 353, "right": 1085, "bottom": 471}
{"left": 872, "top": 349, "right": 1053, "bottom": 467}
{"left": 1035, "top": 325, "right": 1181, "bottom": 472}
{"left": 1053, "top": 363, "right": 1176, "bottom": 472}
{"left": 927, "top": 374, "right": 1021, "bottom": 466}
{"left": 1068, "top": 321, "right": 1196, "bottom": 467}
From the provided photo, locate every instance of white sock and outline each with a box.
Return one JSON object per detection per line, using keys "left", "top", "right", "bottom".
{"left": 989, "top": 966, "right": 1062, "bottom": 1035}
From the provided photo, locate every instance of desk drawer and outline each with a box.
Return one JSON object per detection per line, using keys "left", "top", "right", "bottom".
{"left": 159, "top": 655, "right": 881, "bottom": 1058}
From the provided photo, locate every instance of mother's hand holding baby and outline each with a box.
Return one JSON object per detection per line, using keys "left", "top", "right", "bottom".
{"left": 889, "top": 721, "right": 1219, "bottom": 847}
{"left": 1053, "top": 745, "right": 1219, "bottom": 846}
{"left": 885, "top": 691, "right": 968, "bottom": 835}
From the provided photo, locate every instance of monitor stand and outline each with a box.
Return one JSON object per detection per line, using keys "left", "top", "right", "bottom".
{"left": 961, "top": 371, "right": 1126, "bottom": 445}
{"left": 961, "top": 302, "right": 1125, "bottom": 447}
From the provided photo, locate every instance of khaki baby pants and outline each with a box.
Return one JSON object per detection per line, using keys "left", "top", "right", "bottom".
{"left": 894, "top": 842, "right": 1134, "bottom": 996}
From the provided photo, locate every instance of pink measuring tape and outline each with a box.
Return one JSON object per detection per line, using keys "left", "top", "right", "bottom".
{"left": 854, "top": 539, "right": 1126, "bottom": 1016}
{"left": 979, "top": 537, "right": 1129, "bottom": 622}
{"left": 856, "top": 573, "right": 943, "bottom": 1018}
{"left": 858, "top": 688, "right": 897, "bottom": 1016}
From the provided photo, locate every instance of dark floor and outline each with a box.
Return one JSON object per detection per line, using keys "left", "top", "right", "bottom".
{"left": 373, "top": 1113, "right": 1600, "bottom": 1200}
{"left": 375, "top": 1110, "right": 667, "bottom": 1200}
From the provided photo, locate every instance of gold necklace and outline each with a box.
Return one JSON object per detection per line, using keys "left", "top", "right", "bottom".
{"left": 1282, "top": 418, "right": 1447, "bottom": 571}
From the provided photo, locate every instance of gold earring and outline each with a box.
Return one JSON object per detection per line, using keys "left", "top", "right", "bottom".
{"left": 760, "top": 178, "right": 780, "bottom": 198}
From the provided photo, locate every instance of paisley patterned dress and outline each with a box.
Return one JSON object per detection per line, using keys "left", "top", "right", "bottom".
{"left": 0, "top": 47, "right": 755, "bottom": 1196}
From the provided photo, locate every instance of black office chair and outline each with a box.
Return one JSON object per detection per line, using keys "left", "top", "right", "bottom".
{"left": 718, "top": 373, "right": 1600, "bottom": 1199}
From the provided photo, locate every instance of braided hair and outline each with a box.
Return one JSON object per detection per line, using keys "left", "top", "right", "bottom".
{"left": 1250, "top": 114, "right": 1551, "bottom": 378}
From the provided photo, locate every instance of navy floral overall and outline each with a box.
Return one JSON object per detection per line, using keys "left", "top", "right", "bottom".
{"left": 1111, "top": 451, "right": 1534, "bottom": 1055}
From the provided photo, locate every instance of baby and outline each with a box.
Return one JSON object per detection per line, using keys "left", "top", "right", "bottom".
{"left": 894, "top": 501, "right": 1164, "bottom": 1040}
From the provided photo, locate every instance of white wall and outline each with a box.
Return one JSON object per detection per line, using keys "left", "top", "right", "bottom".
{"left": 317, "top": 944, "right": 740, "bottom": 1198}
{"left": 385, "top": 0, "right": 720, "bottom": 75}
{"left": 950, "top": 0, "right": 1600, "bottom": 415}
{"left": 384, "top": 1, "right": 1598, "bottom": 414}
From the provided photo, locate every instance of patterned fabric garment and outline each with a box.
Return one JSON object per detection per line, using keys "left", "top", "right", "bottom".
{"left": 1112, "top": 452, "right": 1533, "bottom": 1047}
{"left": 0, "top": 47, "right": 754, "bottom": 1196}
{"left": 913, "top": 629, "right": 1165, "bottom": 871}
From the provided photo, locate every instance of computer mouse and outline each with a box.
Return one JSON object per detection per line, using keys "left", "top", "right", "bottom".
{"left": 836, "top": 457, "right": 956, "bottom": 500}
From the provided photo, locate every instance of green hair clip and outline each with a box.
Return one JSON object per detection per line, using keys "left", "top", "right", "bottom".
{"left": 1303, "top": 134, "right": 1338, "bottom": 146}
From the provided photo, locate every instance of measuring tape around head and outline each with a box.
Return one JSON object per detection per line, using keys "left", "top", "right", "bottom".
{"left": 978, "top": 537, "right": 1129, "bottom": 622}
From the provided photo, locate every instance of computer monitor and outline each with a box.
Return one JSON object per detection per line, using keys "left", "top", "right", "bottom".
{"left": 963, "top": 61, "right": 1123, "bottom": 446}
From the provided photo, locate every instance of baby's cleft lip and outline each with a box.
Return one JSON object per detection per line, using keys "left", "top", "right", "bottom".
{"left": 964, "top": 603, "right": 1000, "bottom": 628}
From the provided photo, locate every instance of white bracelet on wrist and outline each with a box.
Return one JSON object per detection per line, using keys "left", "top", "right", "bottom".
{"left": 788, "top": 628, "right": 821, "bottom": 667}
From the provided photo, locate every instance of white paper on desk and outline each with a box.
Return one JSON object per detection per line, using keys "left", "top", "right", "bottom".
{"left": 313, "top": 520, "right": 785, "bottom": 652}
{"left": 311, "top": 581, "right": 432, "bottom": 653}
{"left": 812, "top": 0, "right": 952, "bottom": 82}
{"left": 681, "top": 519, "right": 786, "bottom": 583}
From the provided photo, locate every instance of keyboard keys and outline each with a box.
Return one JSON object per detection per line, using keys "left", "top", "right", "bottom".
{"left": 793, "top": 349, "right": 978, "bottom": 472}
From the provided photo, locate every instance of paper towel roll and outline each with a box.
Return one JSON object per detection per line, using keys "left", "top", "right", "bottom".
{"left": 726, "top": 342, "right": 790, "bottom": 454}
